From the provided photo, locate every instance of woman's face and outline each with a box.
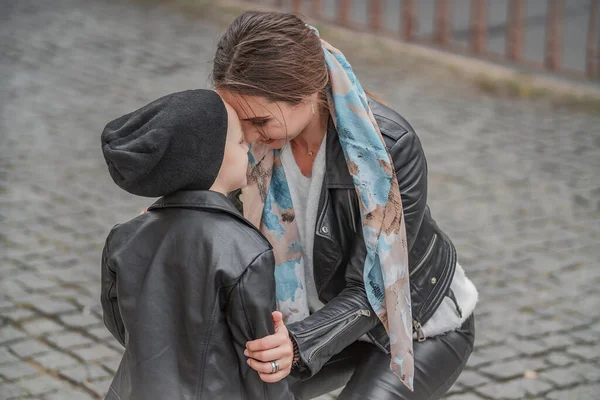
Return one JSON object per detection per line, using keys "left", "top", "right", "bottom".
{"left": 217, "top": 90, "right": 313, "bottom": 149}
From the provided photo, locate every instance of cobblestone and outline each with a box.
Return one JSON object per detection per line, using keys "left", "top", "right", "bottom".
{"left": 540, "top": 366, "right": 590, "bottom": 388}
{"left": 71, "top": 344, "right": 121, "bottom": 363}
{"left": 566, "top": 345, "right": 600, "bottom": 362}
{"left": 0, "top": 362, "right": 39, "bottom": 380}
{"left": 12, "top": 273, "right": 59, "bottom": 291}
{"left": 84, "top": 376, "right": 113, "bottom": 396}
{"left": 546, "top": 352, "right": 576, "bottom": 367}
{"left": 0, "top": 327, "right": 27, "bottom": 345}
{"left": 570, "top": 329, "right": 599, "bottom": 344}
{"left": 59, "top": 312, "right": 102, "bottom": 328}
{"left": 445, "top": 394, "right": 484, "bottom": 400}
{"left": 25, "top": 297, "right": 79, "bottom": 316}
{"left": 100, "top": 357, "right": 121, "bottom": 374}
{"left": 20, "top": 318, "right": 65, "bottom": 336}
{"left": 31, "top": 350, "right": 80, "bottom": 370}
{"left": 545, "top": 384, "right": 600, "bottom": 400}
{"left": 43, "top": 387, "right": 96, "bottom": 400}
{"left": 455, "top": 370, "right": 488, "bottom": 388}
{"left": 9, "top": 339, "right": 52, "bottom": 358}
{"left": 17, "top": 375, "right": 63, "bottom": 396}
{"left": 475, "top": 378, "right": 553, "bottom": 399}
{"left": 60, "top": 364, "right": 111, "bottom": 383}
{"left": 479, "top": 358, "right": 548, "bottom": 381}
{"left": 0, "top": 349, "right": 19, "bottom": 366}
{"left": 542, "top": 334, "right": 577, "bottom": 349}
{"left": 87, "top": 327, "right": 115, "bottom": 342}
{"left": 577, "top": 363, "right": 600, "bottom": 382}
{"left": 45, "top": 331, "right": 94, "bottom": 349}
{"left": 506, "top": 338, "right": 548, "bottom": 356}
{"left": 2, "top": 308, "right": 38, "bottom": 322}
{"left": 1, "top": 0, "right": 599, "bottom": 399}
{"left": 0, "top": 383, "right": 28, "bottom": 400}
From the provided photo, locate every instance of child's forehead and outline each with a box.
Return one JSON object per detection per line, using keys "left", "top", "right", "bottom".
{"left": 223, "top": 103, "right": 242, "bottom": 137}
{"left": 222, "top": 99, "right": 240, "bottom": 119}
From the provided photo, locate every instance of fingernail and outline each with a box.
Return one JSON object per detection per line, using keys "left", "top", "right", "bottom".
{"left": 244, "top": 350, "right": 249, "bottom": 357}
{"left": 246, "top": 359, "right": 251, "bottom": 365}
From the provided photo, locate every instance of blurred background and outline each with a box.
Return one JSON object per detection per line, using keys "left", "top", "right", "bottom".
{"left": 263, "top": 0, "right": 599, "bottom": 78}
{"left": 0, "top": 0, "right": 599, "bottom": 399}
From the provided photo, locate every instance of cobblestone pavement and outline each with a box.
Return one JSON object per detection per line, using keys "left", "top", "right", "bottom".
{"left": 1, "top": 1, "right": 599, "bottom": 399}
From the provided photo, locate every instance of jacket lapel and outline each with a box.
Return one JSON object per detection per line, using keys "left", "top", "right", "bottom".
{"left": 312, "top": 119, "right": 353, "bottom": 296}
{"left": 325, "top": 118, "right": 354, "bottom": 189}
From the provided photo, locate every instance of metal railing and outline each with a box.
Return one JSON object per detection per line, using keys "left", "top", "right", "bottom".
{"left": 253, "top": 0, "right": 600, "bottom": 81}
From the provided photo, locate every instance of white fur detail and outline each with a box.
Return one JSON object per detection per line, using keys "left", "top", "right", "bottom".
{"left": 420, "top": 261, "right": 479, "bottom": 339}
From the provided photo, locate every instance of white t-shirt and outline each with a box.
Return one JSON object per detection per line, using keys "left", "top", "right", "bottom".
{"left": 280, "top": 140, "right": 327, "bottom": 313}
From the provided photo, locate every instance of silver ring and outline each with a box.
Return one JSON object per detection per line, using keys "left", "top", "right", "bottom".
{"left": 270, "top": 360, "right": 280, "bottom": 374}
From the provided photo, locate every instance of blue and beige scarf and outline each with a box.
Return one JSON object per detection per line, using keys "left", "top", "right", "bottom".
{"left": 242, "top": 30, "right": 414, "bottom": 391}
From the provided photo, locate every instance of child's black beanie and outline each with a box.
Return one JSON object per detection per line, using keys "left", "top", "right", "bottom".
{"left": 101, "top": 89, "right": 228, "bottom": 197}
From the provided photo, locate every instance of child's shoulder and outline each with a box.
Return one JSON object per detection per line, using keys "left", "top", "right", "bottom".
{"left": 106, "top": 204, "right": 271, "bottom": 257}
{"left": 197, "top": 208, "right": 271, "bottom": 252}
{"left": 103, "top": 211, "right": 151, "bottom": 249}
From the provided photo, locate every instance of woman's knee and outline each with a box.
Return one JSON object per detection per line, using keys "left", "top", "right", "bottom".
{"left": 338, "top": 316, "right": 476, "bottom": 400}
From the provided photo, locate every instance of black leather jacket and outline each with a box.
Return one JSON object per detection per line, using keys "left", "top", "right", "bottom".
{"left": 101, "top": 190, "right": 293, "bottom": 400}
{"left": 230, "top": 99, "right": 457, "bottom": 380}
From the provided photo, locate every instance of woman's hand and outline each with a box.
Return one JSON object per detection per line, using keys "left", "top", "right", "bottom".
{"left": 245, "top": 311, "right": 294, "bottom": 383}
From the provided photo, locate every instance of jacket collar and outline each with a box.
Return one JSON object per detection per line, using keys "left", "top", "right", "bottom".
{"left": 325, "top": 117, "right": 354, "bottom": 189}
{"left": 148, "top": 190, "right": 242, "bottom": 216}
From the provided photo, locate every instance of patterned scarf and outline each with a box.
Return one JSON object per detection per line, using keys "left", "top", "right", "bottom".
{"left": 242, "top": 29, "right": 414, "bottom": 391}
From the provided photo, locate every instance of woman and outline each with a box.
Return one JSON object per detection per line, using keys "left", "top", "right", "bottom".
{"left": 213, "top": 11, "right": 479, "bottom": 400}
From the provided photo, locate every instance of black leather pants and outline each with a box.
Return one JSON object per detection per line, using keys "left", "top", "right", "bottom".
{"left": 287, "top": 315, "right": 475, "bottom": 400}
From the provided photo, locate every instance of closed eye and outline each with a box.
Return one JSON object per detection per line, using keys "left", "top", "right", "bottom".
{"left": 250, "top": 118, "right": 270, "bottom": 127}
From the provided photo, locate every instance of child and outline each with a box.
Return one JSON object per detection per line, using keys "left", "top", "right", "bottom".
{"left": 100, "top": 89, "right": 292, "bottom": 400}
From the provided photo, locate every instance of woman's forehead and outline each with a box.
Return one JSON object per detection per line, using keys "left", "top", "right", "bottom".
{"left": 219, "top": 92, "right": 280, "bottom": 119}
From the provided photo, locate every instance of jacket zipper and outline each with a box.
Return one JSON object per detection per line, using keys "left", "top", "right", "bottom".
{"left": 347, "top": 190, "right": 356, "bottom": 233}
{"left": 413, "top": 319, "right": 425, "bottom": 342}
{"left": 412, "top": 279, "right": 462, "bottom": 344}
{"left": 410, "top": 233, "right": 438, "bottom": 278}
{"left": 308, "top": 309, "right": 371, "bottom": 362}
{"left": 294, "top": 308, "right": 370, "bottom": 339}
